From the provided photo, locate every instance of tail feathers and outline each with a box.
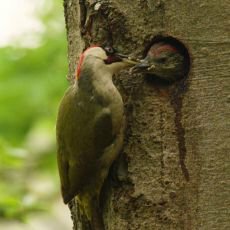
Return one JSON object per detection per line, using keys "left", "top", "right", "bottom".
{"left": 63, "top": 191, "right": 105, "bottom": 230}
{"left": 78, "top": 195, "right": 105, "bottom": 230}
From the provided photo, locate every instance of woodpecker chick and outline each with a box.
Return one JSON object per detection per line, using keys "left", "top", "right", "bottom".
{"left": 56, "top": 46, "right": 137, "bottom": 229}
{"left": 132, "top": 42, "right": 185, "bottom": 82}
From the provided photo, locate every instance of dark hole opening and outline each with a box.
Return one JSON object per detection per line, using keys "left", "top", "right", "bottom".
{"left": 143, "top": 35, "right": 191, "bottom": 84}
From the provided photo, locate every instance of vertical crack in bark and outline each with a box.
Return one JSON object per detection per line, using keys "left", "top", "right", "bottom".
{"left": 159, "top": 0, "right": 165, "bottom": 29}
{"left": 159, "top": 108, "right": 165, "bottom": 186}
{"left": 77, "top": 0, "right": 128, "bottom": 47}
{"left": 79, "top": 0, "right": 87, "bottom": 34}
{"left": 170, "top": 82, "right": 190, "bottom": 181}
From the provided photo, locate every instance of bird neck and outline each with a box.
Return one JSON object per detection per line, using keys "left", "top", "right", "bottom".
{"left": 77, "top": 66, "right": 120, "bottom": 105}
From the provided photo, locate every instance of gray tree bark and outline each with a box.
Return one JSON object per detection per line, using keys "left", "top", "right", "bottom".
{"left": 63, "top": 0, "right": 230, "bottom": 229}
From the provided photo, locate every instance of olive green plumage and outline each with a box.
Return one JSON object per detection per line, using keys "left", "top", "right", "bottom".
{"left": 56, "top": 82, "right": 122, "bottom": 202}
{"left": 56, "top": 46, "right": 135, "bottom": 229}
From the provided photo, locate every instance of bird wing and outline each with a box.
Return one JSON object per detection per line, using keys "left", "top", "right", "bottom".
{"left": 56, "top": 87, "right": 115, "bottom": 203}
{"left": 56, "top": 87, "right": 78, "bottom": 203}
{"left": 93, "top": 108, "right": 114, "bottom": 157}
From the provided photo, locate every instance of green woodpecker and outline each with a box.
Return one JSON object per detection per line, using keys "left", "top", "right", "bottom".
{"left": 132, "top": 42, "right": 186, "bottom": 82}
{"left": 56, "top": 46, "right": 137, "bottom": 229}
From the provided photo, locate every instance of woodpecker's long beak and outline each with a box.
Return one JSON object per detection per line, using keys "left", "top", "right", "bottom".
{"left": 130, "top": 59, "right": 155, "bottom": 73}
{"left": 115, "top": 53, "right": 140, "bottom": 65}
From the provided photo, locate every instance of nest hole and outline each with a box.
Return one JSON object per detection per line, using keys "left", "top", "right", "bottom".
{"left": 143, "top": 35, "right": 191, "bottom": 85}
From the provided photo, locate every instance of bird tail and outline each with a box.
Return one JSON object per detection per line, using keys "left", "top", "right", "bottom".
{"left": 77, "top": 194, "right": 104, "bottom": 230}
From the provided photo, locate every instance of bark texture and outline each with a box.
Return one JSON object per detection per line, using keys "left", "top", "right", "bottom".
{"left": 63, "top": 0, "right": 230, "bottom": 229}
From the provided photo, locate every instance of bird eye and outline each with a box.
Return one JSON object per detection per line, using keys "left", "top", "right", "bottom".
{"left": 104, "top": 47, "right": 114, "bottom": 55}
{"left": 158, "top": 57, "right": 167, "bottom": 63}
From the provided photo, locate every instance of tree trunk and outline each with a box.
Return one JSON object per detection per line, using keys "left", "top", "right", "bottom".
{"left": 63, "top": 0, "right": 230, "bottom": 229}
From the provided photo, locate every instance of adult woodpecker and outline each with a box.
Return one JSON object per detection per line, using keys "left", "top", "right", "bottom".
{"left": 132, "top": 42, "right": 186, "bottom": 82}
{"left": 56, "top": 46, "right": 137, "bottom": 229}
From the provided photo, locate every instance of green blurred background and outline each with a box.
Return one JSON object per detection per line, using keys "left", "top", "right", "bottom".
{"left": 0, "top": 0, "right": 72, "bottom": 229}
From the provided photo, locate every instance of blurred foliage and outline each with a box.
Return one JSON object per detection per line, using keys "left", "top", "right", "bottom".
{"left": 0, "top": 0, "right": 68, "bottom": 220}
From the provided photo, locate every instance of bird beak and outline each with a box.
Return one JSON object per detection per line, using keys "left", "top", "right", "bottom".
{"left": 115, "top": 53, "right": 141, "bottom": 65}
{"left": 130, "top": 60, "right": 155, "bottom": 73}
